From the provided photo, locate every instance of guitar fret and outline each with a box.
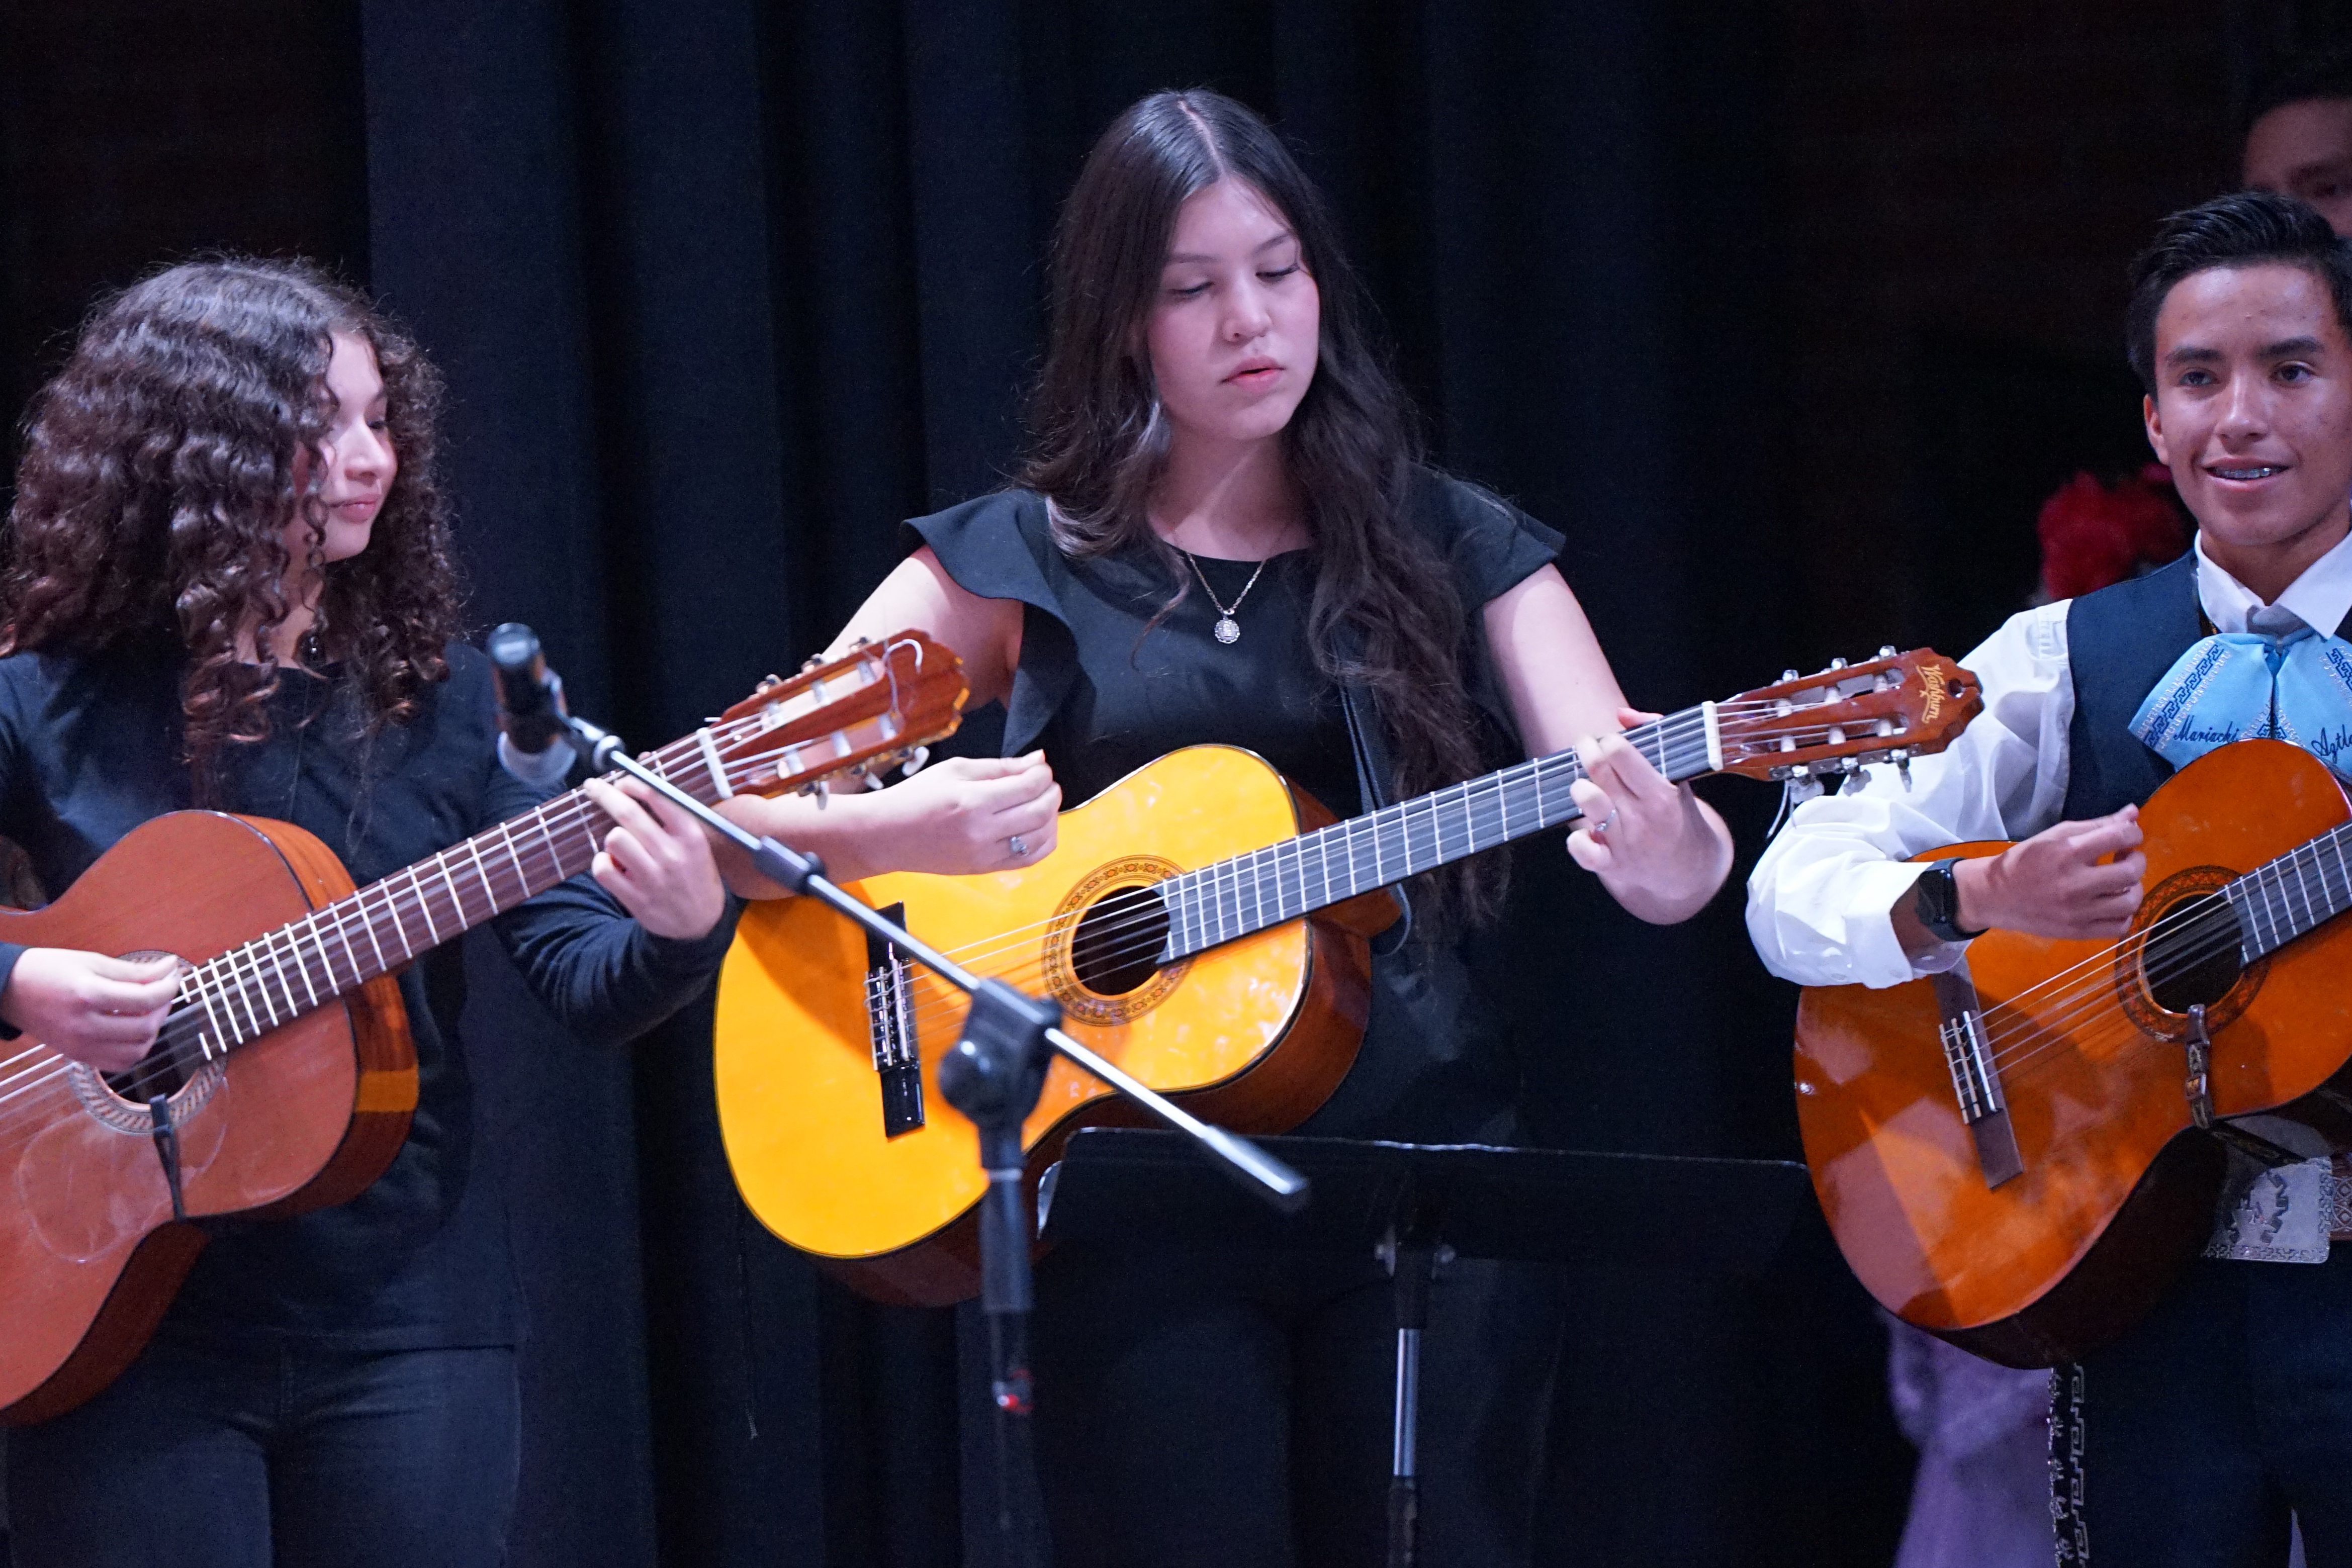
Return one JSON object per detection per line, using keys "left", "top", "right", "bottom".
{"left": 296, "top": 915, "right": 328, "bottom": 1002}
{"left": 242, "top": 944, "right": 283, "bottom": 1029}
{"left": 501, "top": 822, "right": 529, "bottom": 892}
{"left": 261, "top": 930, "right": 303, "bottom": 1018}
{"left": 224, "top": 950, "right": 268, "bottom": 1037}
{"left": 333, "top": 900, "right": 365, "bottom": 987}
{"left": 191, "top": 972, "right": 231, "bottom": 1054}
{"left": 407, "top": 865, "right": 440, "bottom": 948}
{"left": 436, "top": 854, "right": 468, "bottom": 928}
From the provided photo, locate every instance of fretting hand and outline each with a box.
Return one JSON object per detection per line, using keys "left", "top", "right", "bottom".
{"left": 1564, "top": 708, "right": 1736, "bottom": 925}
{"left": 0, "top": 949, "right": 182, "bottom": 1071}
{"left": 584, "top": 777, "right": 730, "bottom": 940}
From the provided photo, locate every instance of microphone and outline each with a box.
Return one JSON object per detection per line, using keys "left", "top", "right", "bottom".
{"left": 486, "top": 622, "right": 574, "bottom": 784}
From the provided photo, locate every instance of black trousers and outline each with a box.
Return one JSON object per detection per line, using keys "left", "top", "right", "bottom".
{"left": 8, "top": 1332, "right": 520, "bottom": 1568}
{"left": 1028, "top": 1243, "right": 1564, "bottom": 1568}
{"left": 2064, "top": 1252, "right": 2352, "bottom": 1566}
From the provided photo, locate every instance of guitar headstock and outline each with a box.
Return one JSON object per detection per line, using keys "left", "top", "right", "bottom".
{"left": 1713, "top": 647, "right": 1980, "bottom": 782}
{"left": 704, "top": 632, "right": 969, "bottom": 797}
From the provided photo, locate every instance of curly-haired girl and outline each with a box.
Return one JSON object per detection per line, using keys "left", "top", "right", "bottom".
{"left": 0, "top": 258, "right": 732, "bottom": 1568}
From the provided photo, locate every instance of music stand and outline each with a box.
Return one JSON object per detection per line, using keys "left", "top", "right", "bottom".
{"left": 1039, "top": 1129, "right": 1810, "bottom": 1568}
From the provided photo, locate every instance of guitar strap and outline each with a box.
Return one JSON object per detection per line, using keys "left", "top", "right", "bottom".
{"left": 1338, "top": 677, "right": 1413, "bottom": 955}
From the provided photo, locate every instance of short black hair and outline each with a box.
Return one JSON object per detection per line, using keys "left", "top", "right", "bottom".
{"left": 2125, "top": 189, "right": 2352, "bottom": 393}
{"left": 2246, "top": 44, "right": 2352, "bottom": 136}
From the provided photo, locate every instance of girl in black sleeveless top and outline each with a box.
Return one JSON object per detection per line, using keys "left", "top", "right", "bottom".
{"left": 728, "top": 92, "right": 1732, "bottom": 1566}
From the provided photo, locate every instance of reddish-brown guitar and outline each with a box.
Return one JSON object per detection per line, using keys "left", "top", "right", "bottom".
{"left": 1798, "top": 738, "right": 2352, "bottom": 1367}
{"left": 0, "top": 634, "right": 966, "bottom": 1423}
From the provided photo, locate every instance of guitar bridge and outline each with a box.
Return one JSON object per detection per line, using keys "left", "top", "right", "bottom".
{"left": 866, "top": 903, "right": 924, "bottom": 1138}
{"left": 1934, "top": 966, "right": 2023, "bottom": 1187}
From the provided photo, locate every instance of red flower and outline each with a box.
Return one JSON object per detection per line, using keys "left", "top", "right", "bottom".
{"left": 2036, "top": 466, "right": 2189, "bottom": 601}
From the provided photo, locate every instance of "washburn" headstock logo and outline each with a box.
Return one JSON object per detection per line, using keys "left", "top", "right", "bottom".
{"left": 1918, "top": 662, "right": 1947, "bottom": 725}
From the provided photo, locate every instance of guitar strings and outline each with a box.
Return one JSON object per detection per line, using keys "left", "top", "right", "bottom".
{"left": 0, "top": 774, "right": 628, "bottom": 1128}
{"left": 861, "top": 708, "right": 1893, "bottom": 1039}
{"left": 0, "top": 681, "right": 1878, "bottom": 1129}
{"left": 874, "top": 702, "right": 1763, "bottom": 980}
{"left": 858, "top": 707, "right": 1875, "bottom": 1041}
{"left": 852, "top": 707, "right": 1748, "bottom": 1018}
{"left": 0, "top": 700, "right": 810, "bottom": 1132}
{"left": 1912, "top": 825, "right": 2351, "bottom": 1098}
{"left": 1977, "top": 819, "right": 2348, "bottom": 1067}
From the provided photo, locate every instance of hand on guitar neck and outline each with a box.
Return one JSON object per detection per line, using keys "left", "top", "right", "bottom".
{"left": 0, "top": 775, "right": 725, "bottom": 1076}
{"left": 1891, "top": 805, "right": 2148, "bottom": 958}
{"left": 580, "top": 776, "right": 730, "bottom": 939}
{"left": 1564, "top": 706, "right": 1738, "bottom": 925}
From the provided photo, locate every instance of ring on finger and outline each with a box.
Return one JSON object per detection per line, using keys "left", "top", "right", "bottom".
{"left": 1590, "top": 808, "right": 1619, "bottom": 838}
{"left": 1009, "top": 834, "right": 1029, "bottom": 859}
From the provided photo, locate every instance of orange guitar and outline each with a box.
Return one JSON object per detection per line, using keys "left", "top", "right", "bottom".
{"left": 0, "top": 634, "right": 966, "bottom": 1423}
{"left": 1798, "top": 738, "right": 2352, "bottom": 1367}
{"left": 715, "top": 648, "right": 1980, "bottom": 1306}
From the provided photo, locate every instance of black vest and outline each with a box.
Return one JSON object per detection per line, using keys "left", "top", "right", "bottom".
{"left": 2060, "top": 554, "right": 2200, "bottom": 821}
{"left": 2060, "top": 549, "right": 2352, "bottom": 820}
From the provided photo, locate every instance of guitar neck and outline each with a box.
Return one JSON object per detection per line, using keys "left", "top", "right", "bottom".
{"left": 2229, "top": 816, "right": 2352, "bottom": 961}
{"left": 159, "top": 730, "right": 732, "bottom": 1062}
{"left": 1158, "top": 703, "right": 1724, "bottom": 960}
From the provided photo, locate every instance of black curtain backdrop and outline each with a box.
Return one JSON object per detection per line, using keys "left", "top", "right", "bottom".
{"left": 0, "top": 3, "right": 1907, "bottom": 1563}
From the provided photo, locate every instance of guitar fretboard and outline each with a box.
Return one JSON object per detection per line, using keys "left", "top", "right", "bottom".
{"left": 148, "top": 732, "right": 727, "bottom": 1069}
{"left": 1155, "top": 705, "right": 1721, "bottom": 961}
{"left": 2227, "top": 818, "right": 2352, "bottom": 960}
{"left": 139, "top": 638, "right": 925, "bottom": 1073}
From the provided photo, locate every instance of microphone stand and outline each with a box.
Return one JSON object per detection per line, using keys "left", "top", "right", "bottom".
{"left": 555, "top": 709, "right": 1310, "bottom": 1563}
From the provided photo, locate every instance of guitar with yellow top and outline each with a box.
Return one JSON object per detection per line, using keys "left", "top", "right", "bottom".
{"left": 716, "top": 648, "right": 1980, "bottom": 1305}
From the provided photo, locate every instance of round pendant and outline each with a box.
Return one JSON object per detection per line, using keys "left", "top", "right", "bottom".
{"left": 1213, "top": 616, "right": 1241, "bottom": 645}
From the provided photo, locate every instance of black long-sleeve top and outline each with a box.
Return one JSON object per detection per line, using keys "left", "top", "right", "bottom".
{"left": 0, "top": 638, "right": 736, "bottom": 1349}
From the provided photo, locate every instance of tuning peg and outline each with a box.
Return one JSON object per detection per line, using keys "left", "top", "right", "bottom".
{"left": 901, "top": 745, "right": 930, "bottom": 776}
{"left": 799, "top": 779, "right": 830, "bottom": 806}
{"left": 1877, "top": 644, "right": 1896, "bottom": 660}
{"left": 1892, "top": 749, "right": 1913, "bottom": 791}
{"left": 1829, "top": 657, "right": 1848, "bottom": 670}
{"left": 1781, "top": 669, "right": 1799, "bottom": 683}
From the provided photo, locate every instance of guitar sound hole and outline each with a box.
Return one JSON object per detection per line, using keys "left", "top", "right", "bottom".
{"left": 1070, "top": 885, "right": 1170, "bottom": 997}
{"left": 2142, "top": 891, "right": 2246, "bottom": 1014}
{"left": 101, "top": 1043, "right": 189, "bottom": 1103}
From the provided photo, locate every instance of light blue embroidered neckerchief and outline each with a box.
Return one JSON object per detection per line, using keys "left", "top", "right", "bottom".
{"left": 2128, "top": 618, "right": 2352, "bottom": 778}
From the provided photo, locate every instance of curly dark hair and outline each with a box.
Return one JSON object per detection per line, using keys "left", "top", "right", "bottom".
{"left": 2, "top": 256, "right": 462, "bottom": 780}
{"left": 1023, "top": 89, "right": 1500, "bottom": 921}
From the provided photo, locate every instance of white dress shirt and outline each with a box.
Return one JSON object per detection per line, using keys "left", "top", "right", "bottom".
{"left": 1746, "top": 525, "right": 2352, "bottom": 1261}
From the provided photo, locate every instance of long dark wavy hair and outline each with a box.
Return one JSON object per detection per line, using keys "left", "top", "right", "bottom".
{"left": 2, "top": 257, "right": 461, "bottom": 783}
{"left": 1022, "top": 89, "right": 1499, "bottom": 920}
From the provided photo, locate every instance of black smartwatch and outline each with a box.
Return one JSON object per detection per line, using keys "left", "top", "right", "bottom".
{"left": 1913, "top": 858, "right": 1987, "bottom": 944}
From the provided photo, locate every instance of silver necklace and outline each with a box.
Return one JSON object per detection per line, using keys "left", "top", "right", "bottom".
{"left": 1179, "top": 547, "right": 1269, "bottom": 645}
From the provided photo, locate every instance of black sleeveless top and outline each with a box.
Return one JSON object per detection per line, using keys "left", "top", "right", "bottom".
{"left": 907, "top": 468, "right": 1563, "bottom": 1141}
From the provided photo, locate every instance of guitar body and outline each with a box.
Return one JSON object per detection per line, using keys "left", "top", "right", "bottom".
{"left": 0, "top": 812, "right": 412, "bottom": 1423}
{"left": 1798, "top": 740, "right": 2352, "bottom": 1366}
{"left": 716, "top": 745, "right": 1394, "bottom": 1305}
